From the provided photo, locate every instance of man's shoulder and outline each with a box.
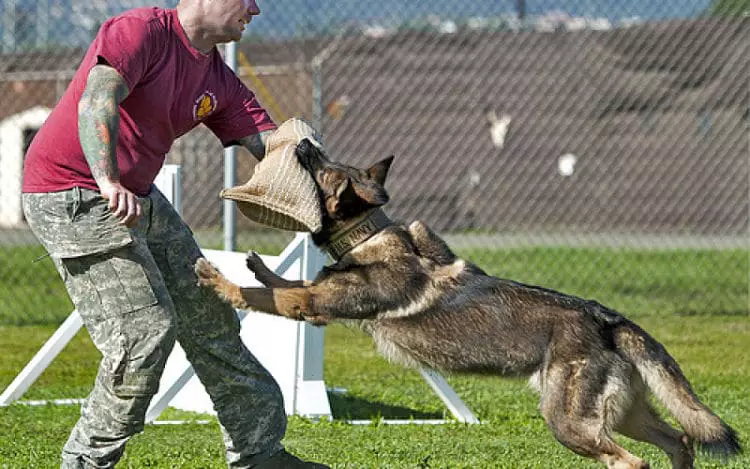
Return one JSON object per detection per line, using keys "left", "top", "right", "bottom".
{"left": 115, "top": 6, "right": 169, "bottom": 22}
{"left": 104, "top": 7, "right": 171, "bottom": 32}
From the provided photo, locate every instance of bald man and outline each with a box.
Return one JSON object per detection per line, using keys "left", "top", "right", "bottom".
{"left": 22, "top": 2, "right": 328, "bottom": 467}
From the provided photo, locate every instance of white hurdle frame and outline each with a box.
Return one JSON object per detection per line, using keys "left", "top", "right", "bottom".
{"left": 146, "top": 235, "right": 333, "bottom": 421}
{"left": 1, "top": 164, "right": 478, "bottom": 424}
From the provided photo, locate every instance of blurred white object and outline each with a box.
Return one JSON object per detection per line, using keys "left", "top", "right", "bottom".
{"left": 486, "top": 109, "right": 512, "bottom": 149}
{"left": 558, "top": 153, "right": 578, "bottom": 176}
{"left": 0, "top": 106, "right": 51, "bottom": 227}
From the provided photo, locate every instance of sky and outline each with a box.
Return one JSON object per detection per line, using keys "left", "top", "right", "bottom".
{"left": 251, "top": 0, "right": 713, "bottom": 37}
{"left": 1, "top": 0, "right": 715, "bottom": 50}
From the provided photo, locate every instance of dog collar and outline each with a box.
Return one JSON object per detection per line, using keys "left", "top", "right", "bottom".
{"left": 321, "top": 209, "right": 392, "bottom": 260}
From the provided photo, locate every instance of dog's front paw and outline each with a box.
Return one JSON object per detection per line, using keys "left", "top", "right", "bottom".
{"left": 195, "top": 258, "right": 244, "bottom": 307}
{"left": 245, "top": 250, "right": 266, "bottom": 273}
{"left": 303, "top": 313, "right": 330, "bottom": 327}
{"left": 246, "top": 250, "right": 279, "bottom": 287}
{"left": 195, "top": 258, "right": 223, "bottom": 287}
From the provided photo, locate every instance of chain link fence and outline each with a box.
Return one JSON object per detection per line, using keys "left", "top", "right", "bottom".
{"left": 0, "top": 0, "right": 748, "bottom": 325}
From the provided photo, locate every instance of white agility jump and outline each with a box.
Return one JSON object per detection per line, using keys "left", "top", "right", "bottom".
{"left": 0, "top": 165, "right": 479, "bottom": 424}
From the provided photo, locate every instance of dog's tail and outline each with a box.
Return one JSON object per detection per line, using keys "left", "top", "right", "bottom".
{"left": 615, "top": 321, "right": 742, "bottom": 458}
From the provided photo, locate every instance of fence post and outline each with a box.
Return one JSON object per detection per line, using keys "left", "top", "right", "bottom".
{"left": 223, "top": 42, "right": 238, "bottom": 251}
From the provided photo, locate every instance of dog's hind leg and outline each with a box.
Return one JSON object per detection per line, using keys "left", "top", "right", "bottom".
{"left": 539, "top": 358, "right": 650, "bottom": 469}
{"left": 615, "top": 393, "right": 695, "bottom": 469}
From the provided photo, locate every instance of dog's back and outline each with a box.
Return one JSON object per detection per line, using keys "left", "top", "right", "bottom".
{"left": 330, "top": 221, "right": 605, "bottom": 376}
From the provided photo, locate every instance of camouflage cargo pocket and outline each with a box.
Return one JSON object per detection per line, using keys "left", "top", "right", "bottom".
{"left": 59, "top": 246, "right": 160, "bottom": 321}
{"left": 23, "top": 187, "right": 132, "bottom": 259}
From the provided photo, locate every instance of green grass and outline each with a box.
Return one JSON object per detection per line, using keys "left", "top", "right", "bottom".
{"left": 457, "top": 247, "right": 749, "bottom": 319}
{"left": 1, "top": 245, "right": 747, "bottom": 325}
{"left": 0, "top": 246, "right": 747, "bottom": 467}
{"left": 0, "top": 318, "right": 748, "bottom": 468}
{"left": 0, "top": 245, "right": 74, "bottom": 325}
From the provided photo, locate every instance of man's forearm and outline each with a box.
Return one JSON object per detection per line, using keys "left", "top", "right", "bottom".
{"left": 77, "top": 65, "right": 130, "bottom": 187}
{"left": 238, "top": 129, "right": 275, "bottom": 161}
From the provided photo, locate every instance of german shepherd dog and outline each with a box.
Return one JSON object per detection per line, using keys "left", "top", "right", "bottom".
{"left": 195, "top": 139, "right": 741, "bottom": 469}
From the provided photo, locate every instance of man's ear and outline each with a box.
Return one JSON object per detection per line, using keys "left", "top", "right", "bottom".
{"left": 367, "top": 155, "right": 394, "bottom": 186}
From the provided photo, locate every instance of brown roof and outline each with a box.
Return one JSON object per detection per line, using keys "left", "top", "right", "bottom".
{"left": 312, "top": 18, "right": 748, "bottom": 234}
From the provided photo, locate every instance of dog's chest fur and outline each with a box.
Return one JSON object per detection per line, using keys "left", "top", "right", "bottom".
{"left": 321, "top": 224, "right": 556, "bottom": 375}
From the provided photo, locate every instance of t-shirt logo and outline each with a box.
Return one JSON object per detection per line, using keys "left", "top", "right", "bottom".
{"left": 193, "top": 91, "right": 217, "bottom": 120}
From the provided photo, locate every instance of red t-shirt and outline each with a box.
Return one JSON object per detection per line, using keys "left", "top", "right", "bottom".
{"left": 23, "top": 7, "right": 276, "bottom": 196}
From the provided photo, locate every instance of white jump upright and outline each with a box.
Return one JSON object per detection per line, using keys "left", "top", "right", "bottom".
{"left": 2, "top": 164, "right": 478, "bottom": 425}
{"left": 146, "top": 235, "right": 332, "bottom": 421}
{"left": 152, "top": 164, "right": 182, "bottom": 215}
{"left": 0, "top": 310, "right": 83, "bottom": 406}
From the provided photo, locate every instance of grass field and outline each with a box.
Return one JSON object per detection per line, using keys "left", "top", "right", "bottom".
{"left": 0, "top": 245, "right": 748, "bottom": 468}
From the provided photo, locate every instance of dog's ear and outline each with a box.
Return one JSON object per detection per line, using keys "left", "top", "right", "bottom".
{"left": 351, "top": 179, "right": 389, "bottom": 207}
{"left": 366, "top": 155, "right": 394, "bottom": 186}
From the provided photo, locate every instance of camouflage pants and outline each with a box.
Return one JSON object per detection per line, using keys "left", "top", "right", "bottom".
{"left": 23, "top": 186, "right": 287, "bottom": 469}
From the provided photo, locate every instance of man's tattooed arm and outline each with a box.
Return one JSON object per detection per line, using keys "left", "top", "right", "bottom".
{"left": 78, "top": 64, "right": 141, "bottom": 226}
{"left": 237, "top": 130, "right": 275, "bottom": 161}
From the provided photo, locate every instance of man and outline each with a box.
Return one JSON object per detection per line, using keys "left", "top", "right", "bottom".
{"left": 22, "top": 1, "right": 329, "bottom": 468}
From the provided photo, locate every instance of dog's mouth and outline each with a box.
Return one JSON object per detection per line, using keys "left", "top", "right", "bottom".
{"left": 296, "top": 145, "right": 312, "bottom": 172}
{"left": 295, "top": 142, "right": 323, "bottom": 180}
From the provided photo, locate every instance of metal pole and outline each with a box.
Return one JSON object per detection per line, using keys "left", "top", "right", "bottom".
{"left": 223, "top": 41, "right": 238, "bottom": 251}
{"left": 311, "top": 60, "right": 322, "bottom": 131}
{"left": 517, "top": 0, "right": 526, "bottom": 22}
{"left": 37, "top": 0, "right": 50, "bottom": 48}
{"left": 2, "top": 0, "right": 17, "bottom": 52}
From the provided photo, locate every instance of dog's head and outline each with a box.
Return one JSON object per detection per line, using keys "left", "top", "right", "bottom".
{"left": 295, "top": 138, "right": 394, "bottom": 224}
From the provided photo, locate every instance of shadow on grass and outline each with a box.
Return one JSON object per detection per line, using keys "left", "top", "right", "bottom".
{"left": 328, "top": 392, "right": 442, "bottom": 421}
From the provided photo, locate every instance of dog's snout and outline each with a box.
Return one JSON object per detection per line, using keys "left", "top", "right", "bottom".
{"left": 297, "top": 147, "right": 309, "bottom": 169}
{"left": 297, "top": 141, "right": 327, "bottom": 176}
{"left": 295, "top": 139, "right": 315, "bottom": 172}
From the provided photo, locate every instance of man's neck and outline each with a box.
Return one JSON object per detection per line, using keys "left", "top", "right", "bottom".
{"left": 175, "top": 3, "right": 214, "bottom": 54}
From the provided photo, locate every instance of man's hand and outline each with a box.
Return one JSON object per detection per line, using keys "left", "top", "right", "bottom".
{"left": 98, "top": 179, "right": 142, "bottom": 227}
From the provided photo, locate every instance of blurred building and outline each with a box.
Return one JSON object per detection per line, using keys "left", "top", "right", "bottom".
{"left": 1, "top": 17, "right": 747, "bottom": 236}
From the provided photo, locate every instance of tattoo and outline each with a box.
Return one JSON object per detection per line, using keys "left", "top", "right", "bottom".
{"left": 238, "top": 129, "right": 274, "bottom": 160}
{"left": 77, "top": 64, "right": 130, "bottom": 185}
